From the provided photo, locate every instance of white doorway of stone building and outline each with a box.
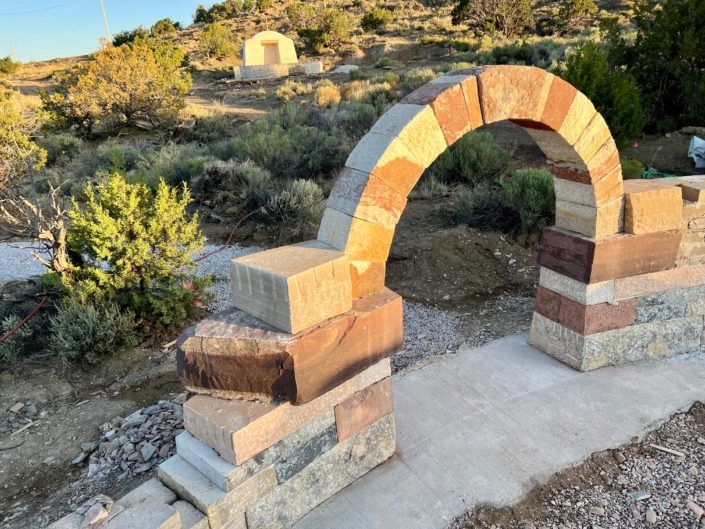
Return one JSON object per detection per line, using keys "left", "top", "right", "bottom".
{"left": 262, "top": 42, "right": 280, "bottom": 65}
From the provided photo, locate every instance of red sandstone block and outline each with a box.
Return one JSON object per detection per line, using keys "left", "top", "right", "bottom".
{"left": 538, "top": 227, "right": 683, "bottom": 284}
{"left": 334, "top": 378, "right": 394, "bottom": 442}
{"left": 477, "top": 66, "right": 553, "bottom": 123}
{"left": 403, "top": 83, "right": 475, "bottom": 145}
{"left": 540, "top": 76, "right": 578, "bottom": 131}
{"left": 535, "top": 285, "right": 561, "bottom": 320}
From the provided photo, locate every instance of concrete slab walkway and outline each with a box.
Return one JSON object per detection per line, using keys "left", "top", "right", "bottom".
{"left": 294, "top": 332, "right": 705, "bottom": 529}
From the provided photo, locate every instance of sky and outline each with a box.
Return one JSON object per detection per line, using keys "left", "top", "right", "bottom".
{"left": 0, "top": 0, "right": 218, "bottom": 62}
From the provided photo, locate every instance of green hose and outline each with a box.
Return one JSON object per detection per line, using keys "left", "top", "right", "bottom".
{"left": 642, "top": 170, "right": 677, "bottom": 179}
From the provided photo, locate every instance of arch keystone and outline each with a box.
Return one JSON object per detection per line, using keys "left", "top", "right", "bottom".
{"left": 476, "top": 66, "right": 553, "bottom": 123}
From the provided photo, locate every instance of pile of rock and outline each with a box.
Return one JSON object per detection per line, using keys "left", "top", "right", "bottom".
{"left": 1, "top": 401, "right": 43, "bottom": 435}
{"left": 72, "top": 394, "right": 187, "bottom": 480}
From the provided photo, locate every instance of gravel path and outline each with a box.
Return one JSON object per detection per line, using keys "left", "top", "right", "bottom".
{"left": 455, "top": 403, "right": 705, "bottom": 529}
{"left": 0, "top": 242, "right": 45, "bottom": 282}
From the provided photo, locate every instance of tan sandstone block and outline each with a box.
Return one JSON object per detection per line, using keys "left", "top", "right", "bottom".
{"left": 549, "top": 137, "right": 621, "bottom": 184}
{"left": 371, "top": 103, "right": 448, "bottom": 168}
{"left": 477, "top": 66, "right": 553, "bottom": 123}
{"left": 327, "top": 167, "right": 407, "bottom": 228}
{"left": 524, "top": 127, "right": 584, "bottom": 166}
{"left": 541, "top": 76, "right": 578, "bottom": 131}
{"left": 679, "top": 180, "right": 705, "bottom": 202}
{"left": 345, "top": 132, "right": 425, "bottom": 196}
{"left": 183, "top": 358, "right": 391, "bottom": 465}
{"left": 555, "top": 196, "right": 624, "bottom": 238}
{"left": 553, "top": 166, "right": 623, "bottom": 207}
{"left": 573, "top": 112, "right": 612, "bottom": 163}
{"left": 558, "top": 91, "right": 597, "bottom": 146}
{"left": 334, "top": 378, "right": 394, "bottom": 442}
{"left": 230, "top": 240, "right": 352, "bottom": 334}
{"left": 624, "top": 181, "right": 683, "bottom": 234}
{"left": 318, "top": 208, "right": 395, "bottom": 262}
{"left": 614, "top": 264, "right": 705, "bottom": 300}
{"left": 349, "top": 260, "right": 386, "bottom": 298}
{"left": 402, "top": 82, "right": 475, "bottom": 145}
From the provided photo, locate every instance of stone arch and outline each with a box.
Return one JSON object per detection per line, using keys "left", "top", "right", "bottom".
{"left": 318, "top": 65, "right": 624, "bottom": 298}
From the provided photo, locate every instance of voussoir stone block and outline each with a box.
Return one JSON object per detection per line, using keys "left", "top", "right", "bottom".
{"left": 538, "top": 227, "right": 683, "bottom": 283}
{"left": 345, "top": 132, "right": 426, "bottom": 196}
{"left": 183, "top": 358, "right": 391, "bottom": 465}
{"left": 178, "top": 289, "right": 402, "bottom": 404}
{"left": 553, "top": 166, "right": 623, "bottom": 207}
{"left": 548, "top": 136, "right": 621, "bottom": 184}
{"left": 402, "top": 82, "right": 475, "bottom": 145}
{"left": 326, "top": 167, "right": 407, "bottom": 228}
{"left": 476, "top": 65, "right": 553, "bottom": 123}
{"left": 230, "top": 240, "right": 352, "bottom": 334}
{"left": 573, "top": 112, "right": 612, "bottom": 164}
{"left": 624, "top": 180, "right": 683, "bottom": 234}
{"left": 540, "top": 75, "right": 578, "bottom": 131}
{"left": 370, "top": 103, "right": 448, "bottom": 168}
{"left": 557, "top": 91, "right": 597, "bottom": 147}
{"left": 349, "top": 260, "right": 386, "bottom": 298}
{"left": 430, "top": 73, "right": 484, "bottom": 131}
{"left": 555, "top": 196, "right": 623, "bottom": 238}
{"left": 318, "top": 207, "right": 395, "bottom": 262}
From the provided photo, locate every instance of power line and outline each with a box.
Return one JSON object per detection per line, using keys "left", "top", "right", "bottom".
{"left": 0, "top": 0, "right": 80, "bottom": 17}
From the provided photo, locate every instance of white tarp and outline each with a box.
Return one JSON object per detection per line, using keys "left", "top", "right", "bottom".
{"left": 689, "top": 136, "right": 705, "bottom": 169}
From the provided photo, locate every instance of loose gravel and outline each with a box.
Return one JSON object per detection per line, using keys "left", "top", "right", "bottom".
{"left": 0, "top": 242, "right": 45, "bottom": 282}
{"left": 454, "top": 402, "right": 705, "bottom": 529}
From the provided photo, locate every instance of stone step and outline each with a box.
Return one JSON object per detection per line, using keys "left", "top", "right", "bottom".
{"left": 117, "top": 477, "right": 176, "bottom": 509}
{"left": 105, "top": 499, "right": 180, "bottom": 529}
{"left": 173, "top": 500, "right": 209, "bottom": 529}
{"left": 158, "top": 455, "right": 275, "bottom": 529}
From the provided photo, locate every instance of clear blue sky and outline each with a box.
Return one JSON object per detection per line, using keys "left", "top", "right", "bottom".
{"left": 0, "top": 0, "right": 218, "bottom": 62}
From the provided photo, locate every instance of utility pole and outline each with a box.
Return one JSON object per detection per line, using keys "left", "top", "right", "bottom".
{"left": 99, "top": 0, "right": 112, "bottom": 42}
{"left": 10, "top": 41, "right": 17, "bottom": 61}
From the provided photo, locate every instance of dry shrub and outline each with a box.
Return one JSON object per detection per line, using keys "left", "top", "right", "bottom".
{"left": 315, "top": 85, "right": 342, "bottom": 108}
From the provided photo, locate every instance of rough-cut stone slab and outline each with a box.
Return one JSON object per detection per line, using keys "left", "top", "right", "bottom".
{"left": 118, "top": 478, "right": 176, "bottom": 509}
{"left": 178, "top": 289, "right": 402, "bottom": 405}
{"left": 349, "top": 260, "right": 385, "bottom": 298}
{"left": 230, "top": 240, "right": 352, "bottom": 334}
{"left": 245, "top": 414, "right": 396, "bottom": 529}
{"left": 535, "top": 286, "right": 636, "bottom": 335}
{"left": 105, "top": 500, "right": 180, "bottom": 529}
{"left": 553, "top": 166, "right": 623, "bottom": 207}
{"left": 327, "top": 167, "right": 407, "bottom": 228}
{"left": 173, "top": 501, "right": 209, "bottom": 529}
{"left": 573, "top": 112, "right": 612, "bottom": 163}
{"left": 177, "top": 412, "right": 336, "bottom": 492}
{"left": 557, "top": 91, "right": 597, "bottom": 146}
{"left": 46, "top": 513, "right": 82, "bottom": 529}
{"left": 538, "top": 267, "right": 615, "bottom": 305}
{"left": 477, "top": 66, "right": 553, "bottom": 123}
{"left": 370, "top": 104, "right": 448, "bottom": 168}
{"left": 344, "top": 133, "right": 425, "bottom": 196}
{"left": 529, "top": 312, "right": 703, "bottom": 371}
{"left": 614, "top": 264, "right": 705, "bottom": 300}
{"left": 624, "top": 180, "right": 683, "bottom": 234}
{"left": 402, "top": 82, "right": 475, "bottom": 145}
{"left": 538, "top": 227, "right": 683, "bottom": 283}
{"left": 184, "top": 359, "right": 391, "bottom": 465}
{"left": 158, "top": 455, "right": 274, "bottom": 529}
{"left": 318, "top": 208, "right": 395, "bottom": 262}
{"left": 555, "top": 196, "right": 623, "bottom": 238}
{"left": 679, "top": 180, "right": 705, "bottom": 202}
{"left": 335, "top": 378, "right": 394, "bottom": 441}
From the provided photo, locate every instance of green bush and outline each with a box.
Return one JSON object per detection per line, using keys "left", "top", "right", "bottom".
{"left": 453, "top": 183, "right": 511, "bottom": 229}
{"left": 199, "top": 22, "right": 237, "bottom": 59}
{"left": 82, "top": 139, "right": 144, "bottom": 176}
{"left": 64, "top": 173, "right": 207, "bottom": 327}
{"left": 558, "top": 42, "right": 646, "bottom": 146}
{"left": 36, "top": 132, "right": 83, "bottom": 166}
{"left": 132, "top": 143, "right": 214, "bottom": 186}
{"left": 0, "top": 315, "right": 35, "bottom": 364}
{"left": 112, "top": 26, "right": 149, "bottom": 47}
{"left": 287, "top": 3, "right": 355, "bottom": 52}
{"left": 194, "top": 159, "right": 272, "bottom": 213}
{"left": 451, "top": 0, "right": 534, "bottom": 38}
{"left": 49, "top": 300, "right": 136, "bottom": 365}
{"left": 362, "top": 8, "right": 394, "bottom": 32}
{"left": 151, "top": 18, "right": 179, "bottom": 37}
{"left": 412, "top": 174, "right": 451, "bottom": 199}
{"left": 502, "top": 168, "right": 555, "bottom": 233}
{"left": 557, "top": 0, "right": 597, "bottom": 34}
{"left": 266, "top": 179, "right": 325, "bottom": 241}
{"left": 327, "top": 102, "right": 378, "bottom": 139}
{"left": 429, "top": 131, "right": 509, "bottom": 185}
{"left": 621, "top": 158, "right": 645, "bottom": 180}
{"left": 0, "top": 56, "right": 21, "bottom": 76}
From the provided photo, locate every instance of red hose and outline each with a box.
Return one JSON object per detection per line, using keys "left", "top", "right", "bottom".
{"left": 0, "top": 296, "right": 48, "bottom": 344}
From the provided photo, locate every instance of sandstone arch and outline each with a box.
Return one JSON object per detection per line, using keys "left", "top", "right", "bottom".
{"left": 183, "top": 65, "right": 697, "bottom": 407}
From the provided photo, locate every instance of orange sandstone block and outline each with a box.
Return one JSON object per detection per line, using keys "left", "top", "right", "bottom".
{"left": 402, "top": 82, "right": 474, "bottom": 145}
{"left": 318, "top": 208, "right": 395, "bottom": 262}
{"left": 476, "top": 66, "right": 553, "bottom": 123}
{"left": 345, "top": 132, "right": 425, "bottom": 196}
{"left": 327, "top": 167, "right": 408, "bottom": 228}
{"left": 541, "top": 76, "right": 578, "bottom": 131}
{"left": 624, "top": 180, "right": 683, "bottom": 234}
{"left": 548, "top": 137, "right": 621, "bottom": 184}
{"left": 553, "top": 166, "right": 623, "bottom": 207}
{"left": 558, "top": 91, "right": 597, "bottom": 146}
{"left": 349, "top": 260, "right": 386, "bottom": 298}
{"left": 573, "top": 113, "right": 612, "bottom": 164}
{"left": 335, "top": 378, "right": 394, "bottom": 442}
{"left": 555, "top": 196, "right": 623, "bottom": 238}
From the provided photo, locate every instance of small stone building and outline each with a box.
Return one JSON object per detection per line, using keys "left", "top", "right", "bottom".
{"left": 233, "top": 30, "right": 323, "bottom": 81}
